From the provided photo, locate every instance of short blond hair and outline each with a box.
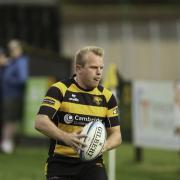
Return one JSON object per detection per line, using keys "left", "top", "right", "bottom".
{"left": 75, "top": 46, "right": 104, "bottom": 66}
{"left": 8, "top": 39, "right": 22, "bottom": 50}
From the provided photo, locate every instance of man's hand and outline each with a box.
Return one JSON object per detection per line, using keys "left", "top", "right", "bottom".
{"left": 61, "top": 131, "right": 87, "bottom": 152}
{"left": 35, "top": 115, "right": 87, "bottom": 152}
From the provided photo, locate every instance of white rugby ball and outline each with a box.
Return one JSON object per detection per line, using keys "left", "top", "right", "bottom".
{"left": 79, "top": 121, "right": 106, "bottom": 161}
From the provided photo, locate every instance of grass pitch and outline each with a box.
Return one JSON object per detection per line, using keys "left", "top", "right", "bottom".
{"left": 0, "top": 143, "right": 180, "bottom": 180}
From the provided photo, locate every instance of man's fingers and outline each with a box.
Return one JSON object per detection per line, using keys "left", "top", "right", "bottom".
{"left": 74, "top": 137, "right": 87, "bottom": 147}
{"left": 67, "top": 132, "right": 87, "bottom": 151}
{"left": 72, "top": 142, "right": 85, "bottom": 151}
{"left": 73, "top": 131, "right": 86, "bottom": 138}
{"left": 71, "top": 135, "right": 87, "bottom": 151}
{"left": 77, "top": 133, "right": 87, "bottom": 138}
{"left": 76, "top": 129, "right": 82, "bottom": 134}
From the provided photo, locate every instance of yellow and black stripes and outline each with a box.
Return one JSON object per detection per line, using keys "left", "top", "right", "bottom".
{"left": 54, "top": 144, "right": 78, "bottom": 157}
{"left": 38, "top": 76, "right": 120, "bottom": 158}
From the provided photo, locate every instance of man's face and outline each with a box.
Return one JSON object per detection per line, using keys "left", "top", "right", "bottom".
{"left": 9, "top": 47, "right": 22, "bottom": 59}
{"left": 77, "top": 52, "right": 104, "bottom": 90}
{"left": 8, "top": 41, "right": 22, "bottom": 59}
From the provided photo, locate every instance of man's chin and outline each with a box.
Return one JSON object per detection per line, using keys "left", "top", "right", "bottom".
{"left": 93, "top": 82, "right": 99, "bottom": 88}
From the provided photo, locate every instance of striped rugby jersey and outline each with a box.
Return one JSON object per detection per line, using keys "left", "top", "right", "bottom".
{"left": 38, "top": 75, "right": 120, "bottom": 158}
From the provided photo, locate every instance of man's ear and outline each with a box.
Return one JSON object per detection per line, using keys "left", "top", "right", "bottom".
{"left": 76, "top": 64, "right": 82, "bottom": 72}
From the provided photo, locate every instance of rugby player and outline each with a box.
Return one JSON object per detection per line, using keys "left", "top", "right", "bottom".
{"left": 35, "top": 46, "right": 122, "bottom": 180}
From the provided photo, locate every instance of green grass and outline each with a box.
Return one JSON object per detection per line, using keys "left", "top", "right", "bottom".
{"left": 0, "top": 144, "right": 180, "bottom": 180}
{"left": 0, "top": 146, "right": 47, "bottom": 180}
{"left": 114, "top": 144, "right": 180, "bottom": 180}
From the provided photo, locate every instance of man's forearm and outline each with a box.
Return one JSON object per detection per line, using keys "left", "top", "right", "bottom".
{"left": 35, "top": 114, "right": 65, "bottom": 141}
{"left": 105, "top": 132, "right": 122, "bottom": 151}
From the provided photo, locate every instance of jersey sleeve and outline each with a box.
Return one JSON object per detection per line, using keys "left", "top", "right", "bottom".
{"left": 37, "top": 85, "right": 63, "bottom": 119}
{"left": 105, "top": 94, "right": 120, "bottom": 128}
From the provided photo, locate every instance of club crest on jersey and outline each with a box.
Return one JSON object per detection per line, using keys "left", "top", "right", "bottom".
{"left": 93, "top": 96, "right": 102, "bottom": 105}
{"left": 113, "top": 107, "right": 118, "bottom": 114}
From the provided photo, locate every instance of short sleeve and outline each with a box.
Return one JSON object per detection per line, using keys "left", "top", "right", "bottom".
{"left": 105, "top": 94, "right": 120, "bottom": 128}
{"left": 38, "top": 86, "right": 63, "bottom": 119}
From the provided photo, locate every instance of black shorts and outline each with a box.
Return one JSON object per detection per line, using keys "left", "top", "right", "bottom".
{"left": 46, "top": 155, "right": 108, "bottom": 180}
{"left": 2, "top": 96, "right": 24, "bottom": 122}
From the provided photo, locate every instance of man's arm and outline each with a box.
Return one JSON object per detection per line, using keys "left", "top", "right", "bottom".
{"left": 35, "top": 114, "right": 86, "bottom": 150}
{"left": 103, "top": 126, "right": 122, "bottom": 152}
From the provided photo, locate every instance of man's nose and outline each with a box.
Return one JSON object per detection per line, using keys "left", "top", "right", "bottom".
{"left": 97, "top": 67, "right": 102, "bottom": 74}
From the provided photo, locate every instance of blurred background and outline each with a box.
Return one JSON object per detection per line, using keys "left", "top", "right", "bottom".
{"left": 0, "top": 0, "right": 180, "bottom": 180}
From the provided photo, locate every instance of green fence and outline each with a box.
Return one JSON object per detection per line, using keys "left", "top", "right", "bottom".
{"left": 23, "top": 77, "right": 50, "bottom": 136}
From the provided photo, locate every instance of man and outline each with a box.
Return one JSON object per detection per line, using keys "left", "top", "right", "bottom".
{"left": 1, "top": 40, "right": 29, "bottom": 154}
{"left": 35, "top": 46, "right": 122, "bottom": 180}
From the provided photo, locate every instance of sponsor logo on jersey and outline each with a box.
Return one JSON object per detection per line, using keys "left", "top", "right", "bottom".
{"left": 64, "top": 114, "right": 103, "bottom": 125}
{"left": 64, "top": 114, "right": 74, "bottom": 124}
{"left": 68, "top": 94, "right": 79, "bottom": 102}
{"left": 93, "top": 96, "right": 102, "bottom": 105}
{"left": 43, "top": 98, "right": 55, "bottom": 105}
{"left": 74, "top": 115, "right": 102, "bottom": 123}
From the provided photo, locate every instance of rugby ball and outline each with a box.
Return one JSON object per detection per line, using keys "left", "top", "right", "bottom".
{"left": 79, "top": 121, "right": 107, "bottom": 161}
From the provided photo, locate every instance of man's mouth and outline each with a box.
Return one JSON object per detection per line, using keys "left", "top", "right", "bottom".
{"left": 94, "top": 77, "right": 101, "bottom": 81}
